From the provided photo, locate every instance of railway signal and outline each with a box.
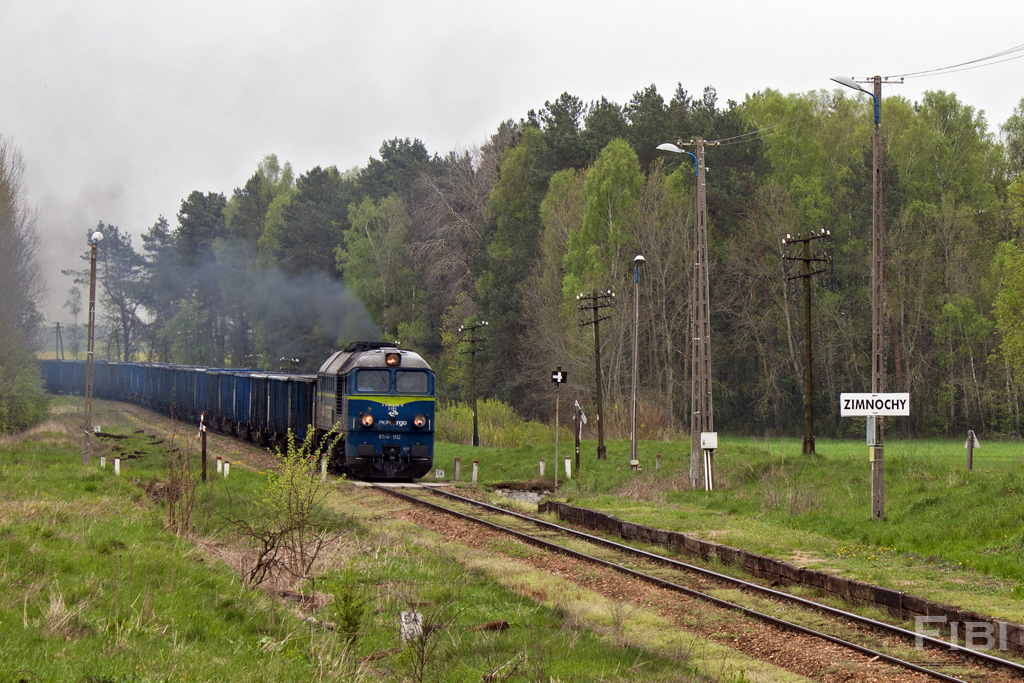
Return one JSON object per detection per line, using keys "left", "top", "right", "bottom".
{"left": 552, "top": 367, "right": 566, "bottom": 488}
{"left": 574, "top": 400, "right": 586, "bottom": 472}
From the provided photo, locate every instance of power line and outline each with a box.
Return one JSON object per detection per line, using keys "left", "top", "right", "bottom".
{"left": 886, "top": 42, "right": 1024, "bottom": 80}
{"left": 709, "top": 111, "right": 812, "bottom": 145}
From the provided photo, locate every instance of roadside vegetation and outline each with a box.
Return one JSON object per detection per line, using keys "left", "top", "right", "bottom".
{"left": 0, "top": 136, "right": 47, "bottom": 434}
{"left": 434, "top": 404, "right": 1024, "bottom": 624}
{"left": 3, "top": 398, "right": 778, "bottom": 682}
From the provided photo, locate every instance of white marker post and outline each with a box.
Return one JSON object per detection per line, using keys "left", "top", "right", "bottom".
{"left": 400, "top": 610, "right": 423, "bottom": 644}
{"left": 223, "top": 461, "right": 230, "bottom": 478}
{"left": 114, "top": 457, "right": 120, "bottom": 476}
{"left": 964, "top": 430, "right": 980, "bottom": 470}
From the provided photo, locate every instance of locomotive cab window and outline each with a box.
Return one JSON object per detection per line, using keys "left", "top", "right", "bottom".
{"left": 395, "top": 370, "right": 429, "bottom": 394}
{"left": 355, "top": 370, "right": 390, "bottom": 393}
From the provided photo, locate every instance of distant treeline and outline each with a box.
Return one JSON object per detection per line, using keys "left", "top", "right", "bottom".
{"left": 62, "top": 84, "right": 1024, "bottom": 440}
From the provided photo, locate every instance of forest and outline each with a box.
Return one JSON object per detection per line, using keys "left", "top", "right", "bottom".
{"left": 55, "top": 83, "right": 1024, "bottom": 441}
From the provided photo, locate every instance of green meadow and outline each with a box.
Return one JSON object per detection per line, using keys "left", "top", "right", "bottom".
{"left": 1, "top": 399, "right": 773, "bottom": 683}
{"left": 435, "top": 433, "right": 1024, "bottom": 622}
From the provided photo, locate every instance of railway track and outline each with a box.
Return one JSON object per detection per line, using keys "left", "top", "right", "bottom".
{"left": 370, "top": 482, "right": 1024, "bottom": 683}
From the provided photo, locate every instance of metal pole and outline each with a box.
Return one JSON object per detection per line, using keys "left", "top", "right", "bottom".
{"left": 470, "top": 328, "right": 479, "bottom": 447}
{"left": 554, "top": 378, "right": 560, "bottom": 477}
{"left": 870, "top": 75, "right": 886, "bottom": 521}
{"left": 201, "top": 412, "right": 208, "bottom": 483}
{"left": 691, "top": 138, "right": 714, "bottom": 490}
{"left": 83, "top": 238, "right": 99, "bottom": 465}
{"left": 631, "top": 256, "right": 643, "bottom": 465}
{"left": 574, "top": 403, "right": 581, "bottom": 472}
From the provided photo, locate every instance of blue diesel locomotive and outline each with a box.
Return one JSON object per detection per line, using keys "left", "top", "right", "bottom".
{"left": 39, "top": 341, "right": 435, "bottom": 481}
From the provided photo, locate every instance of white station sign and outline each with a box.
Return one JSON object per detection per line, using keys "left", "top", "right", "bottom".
{"left": 840, "top": 393, "right": 910, "bottom": 417}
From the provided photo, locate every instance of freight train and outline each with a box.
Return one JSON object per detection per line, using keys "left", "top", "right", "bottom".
{"left": 39, "top": 341, "right": 435, "bottom": 480}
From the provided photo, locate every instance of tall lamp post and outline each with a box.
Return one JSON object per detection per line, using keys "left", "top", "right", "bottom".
{"left": 630, "top": 254, "right": 645, "bottom": 468}
{"left": 657, "top": 140, "right": 715, "bottom": 490}
{"left": 831, "top": 74, "right": 890, "bottom": 520}
{"left": 83, "top": 230, "right": 103, "bottom": 465}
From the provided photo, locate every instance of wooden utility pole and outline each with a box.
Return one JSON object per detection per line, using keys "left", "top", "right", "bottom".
{"left": 783, "top": 230, "right": 830, "bottom": 455}
{"left": 83, "top": 234, "right": 101, "bottom": 465}
{"left": 577, "top": 290, "right": 614, "bottom": 459}
{"left": 458, "top": 321, "right": 487, "bottom": 446}
{"left": 55, "top": 322, "right": 65, "bottom": 360}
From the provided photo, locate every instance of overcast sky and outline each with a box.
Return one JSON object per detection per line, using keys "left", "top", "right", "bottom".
{"left": 2, "top": 0, "right": 1022, "bottom": 323}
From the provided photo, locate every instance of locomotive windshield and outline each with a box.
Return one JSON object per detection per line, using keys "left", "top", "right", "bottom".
{"left": 395, "top": 370, "right": 430, "bottom": 394}
{"left": 355, "top": 369, "right": 390, "bottom": 393}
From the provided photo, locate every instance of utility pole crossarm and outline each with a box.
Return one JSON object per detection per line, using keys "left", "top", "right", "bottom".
{"left": 782, "top": 230, "right": 832, "bottom": 455}
{"left": 457, "top": 321, "right": 488, "bottom": 447}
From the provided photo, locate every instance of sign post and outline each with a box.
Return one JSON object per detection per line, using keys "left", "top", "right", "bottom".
{"left": 552, "top": 368, "right": 567, "bottom": 488}
{"left": 840, "top": 393, "right": 910, "bottom": 520}
{"left": 574, "top": 400, "right": 586, "bottom": 473}
{"left": 199, "top": 412, "right": 208, "bottom": 483}
{"left": 964, "top": 430, "right": 980, "bottom": 470}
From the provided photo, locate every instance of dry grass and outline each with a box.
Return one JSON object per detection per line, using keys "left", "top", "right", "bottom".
{"left": 760, "top": 464, "right": 823, "bottom": 515}
{"left": 1, "top": 417, "right": 77, "bottom": 446}
{"left": 44, "top": 585, "right": 91, "bottom": 639}
{"left": 0, "top": 497, "right": 117, "bottom": 524}
{"left": 611, "top": 471, "right": 690, "bottom": 504}
{"left": 597, "top": 398, "right": 681, "bottom": 442}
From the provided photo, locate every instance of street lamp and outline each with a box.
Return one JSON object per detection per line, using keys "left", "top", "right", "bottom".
{"left": 83, "top": 230, "right": 103, "bottom": 465}
{"left": 630, "top": 254, "right": 645, "bottom": 469}
{"left": 655, "top": 143, "right": 698, "bottom": 175}
{"left": 658, "top": 138, "right": 715, "bottom": 490}
{"left": 832, "top": 74, "right": 886, "bottom": 520}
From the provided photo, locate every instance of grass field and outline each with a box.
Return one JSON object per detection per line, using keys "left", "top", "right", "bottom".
{"left": 434, "top": 433, "right": 1024, "bottom": 622}
{"left": 2, "top": 399, "right": 783, "bottom": 682}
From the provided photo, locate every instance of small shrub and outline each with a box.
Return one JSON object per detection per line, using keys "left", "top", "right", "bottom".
{"left": 325, "top": 565, "right": 366, "bottom": 646}
{"left": 221, "top": 427, "right": 341, "bottom": 586}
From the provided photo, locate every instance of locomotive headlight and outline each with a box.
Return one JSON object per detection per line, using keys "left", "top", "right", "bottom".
{"left": 360, "top": 413, "right": 374, "bottom": 427}
{"left": 412, "top": 413, "right": 427, "bottom": 428}
{"left": 385, "top": 352, "right": 401, "bottom": 366}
